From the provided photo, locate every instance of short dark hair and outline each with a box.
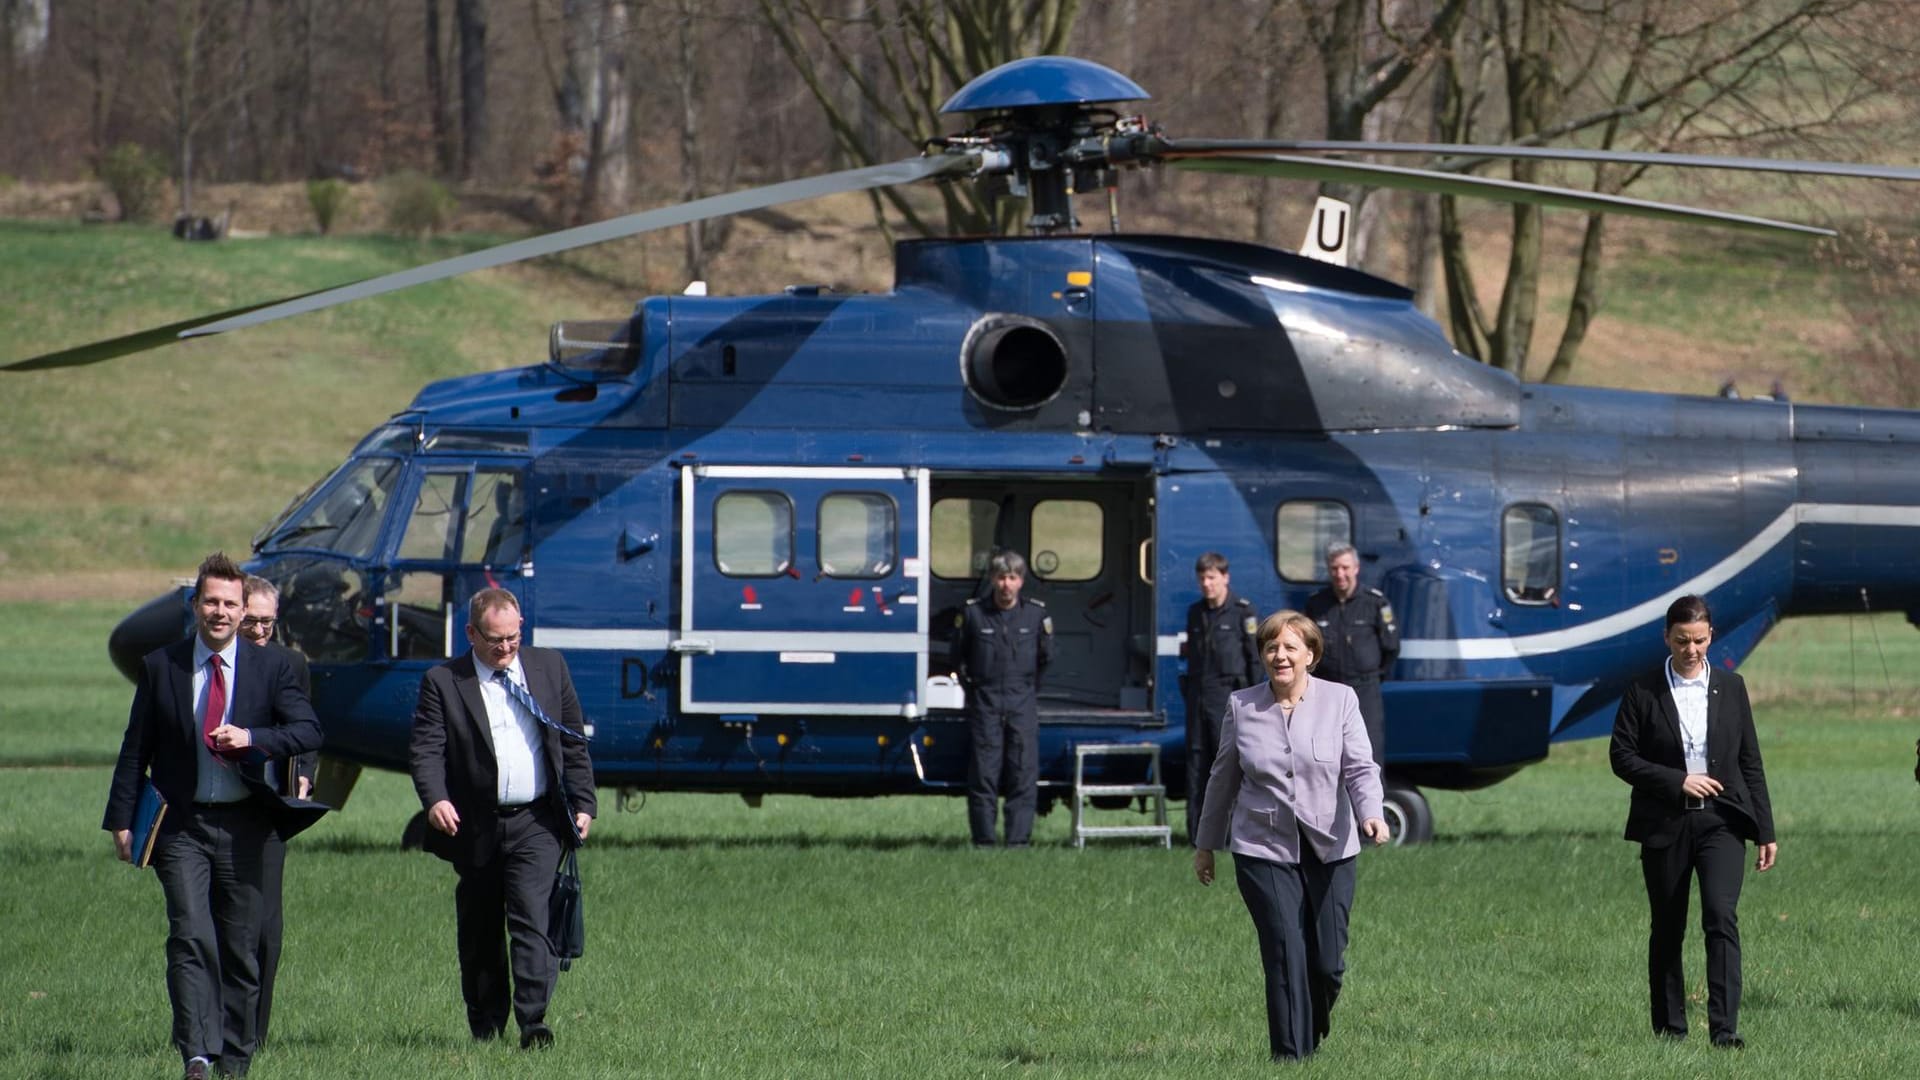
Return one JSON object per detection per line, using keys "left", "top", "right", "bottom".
{"left": 1665, "top": 594, "right": 1712, "bottom": 630}
{"left": 468, "top": 587, "right": 522, "bottom": 628}
{"left": 194, "top": 552, "right": 246, "bottom": 598}
{"left": 1194, "top": 552, "right": 1229, "bottom": 576}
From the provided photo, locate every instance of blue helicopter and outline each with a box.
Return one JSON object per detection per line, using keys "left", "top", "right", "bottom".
{"left": 16, "top": 57, "right": 1920, "bottom": 843}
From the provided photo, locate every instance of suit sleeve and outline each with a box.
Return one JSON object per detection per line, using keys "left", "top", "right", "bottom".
{"left": 1732, "top": 677, "right": 1776, "bottom": 844}
{"left": 1609, "top": 682, "right": 1687, "bottom": 797}
{"left": 553, "top": 655, "right": 597, "bottom": 819}
{"left": 1340, "top": 686, "right": 1385, "bottom": 821}
{"left": 1192, "top": 700, "right": 1244, "bottom": 851}
{"left": 102, "top": 656, "right": 160, "bottom": 831}
{"left": 289, "top": 654, "right": 318, "bottom": 785}
{"left": 409, "top": 668, "right": 453, "bottom": 809}
{"left": 243, "top": 653, "right": 323, "bottom": 761}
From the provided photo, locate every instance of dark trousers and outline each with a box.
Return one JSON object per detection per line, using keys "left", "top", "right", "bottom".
{"left": 453, "top": 802, "right": 566, "bottom": 1038}
{"left": 967, "top": 708, "right": 1038, "bottom": 846}
{"left": 254, "top": 833, "right": 288, "bottom": 1049}
{"left": 1351, "top": 678, "right": 1385, "bottom": 767}
{"left": 1233, "top": 847, "right": 1357, "bottom": 1060}
{"left": 152, "top": 803, "right": 281, "bottom": 1074}
{"left": 1639, "top": 806, "right": 1747, "bottom": 1040}
{"left": 1185, "top": 687, "right": 1230, "bottom": 845}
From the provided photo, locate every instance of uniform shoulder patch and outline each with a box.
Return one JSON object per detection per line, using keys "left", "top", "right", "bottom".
{"left": 954, "top": 611, "right": 967, "bottom": 629}
{"left": 1243, "top": 615, "right": 1258, "bottom": 635}
{"left": 1041, "top": 616, "right": 1054, "bottom": 634}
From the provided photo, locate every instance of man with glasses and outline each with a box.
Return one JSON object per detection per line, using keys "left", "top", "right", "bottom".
{"left": 409, "top": 588, "right": 596, "bottom": 1050}
{"left": 238, "top": 576, "right": 314, "bottom": 1054}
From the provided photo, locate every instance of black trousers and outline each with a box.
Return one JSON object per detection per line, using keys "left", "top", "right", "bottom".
{"left": 1639, "top": 805, "right": 1747, "bottom": 1040}
{"left": 1185, "top": 686, "right": 1231, "bottom": 845}
{"left": 966, "top": 708, "right": 1038, "bottom": 846}
{"left": 1233, "top": 847, "right": 1357, "bottom": 1060}
{"left": 453, "top": 802, "right": 566, "bottom": 1037}
{"left": 254, "top": 831, "right": 289, "bottom": 1049}
{"left": 153, "top": 803, "right": 281, "bottom": 1074}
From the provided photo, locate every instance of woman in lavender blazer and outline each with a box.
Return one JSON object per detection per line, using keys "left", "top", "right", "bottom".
{"left": 1193, "top": 610, "right": 1388, "bottom": 1061}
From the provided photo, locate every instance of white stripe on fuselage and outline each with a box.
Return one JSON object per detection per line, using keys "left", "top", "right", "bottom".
{"left": 538, "top": 503, "right": 1920, "bottom": 662}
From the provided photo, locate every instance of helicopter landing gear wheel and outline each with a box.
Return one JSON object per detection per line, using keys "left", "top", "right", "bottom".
{"left": 1380, "top": 782, "right": 1433, "bottom": 846}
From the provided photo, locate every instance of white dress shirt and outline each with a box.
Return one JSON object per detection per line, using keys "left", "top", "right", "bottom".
{"left": 192, "top": 636, "right": 250, "bottom": 803}
{"left": 1666, "top": 657, "right": 1710, "bottom": 776}
{"left": 478, "top": 658, "right": 547, "bottom": 806}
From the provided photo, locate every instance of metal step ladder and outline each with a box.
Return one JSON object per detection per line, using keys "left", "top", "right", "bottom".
{"left": 1070, "top": 742, "right": 1172, "bottom": 848}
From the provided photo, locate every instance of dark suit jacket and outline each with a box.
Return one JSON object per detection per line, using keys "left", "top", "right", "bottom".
{"left": 1609, "top": 664, "right": 1776, "bottom": 848}
{"left": 408, "top": 647, "right": 596, "bottom": 867}
{"left": 103, "top": 636, "right": 327, "bottom": 839}
{"left": 267, "top": 643, "right": 318, "bottom": 796}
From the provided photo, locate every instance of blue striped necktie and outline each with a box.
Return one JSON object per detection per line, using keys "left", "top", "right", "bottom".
{"left": 493, "top": 669, "right": 586, "bottom": 742}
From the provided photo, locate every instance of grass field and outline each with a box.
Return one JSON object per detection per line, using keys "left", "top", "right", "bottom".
{"left": 3, "top": 603, "right": 1918, "bottom": 1078}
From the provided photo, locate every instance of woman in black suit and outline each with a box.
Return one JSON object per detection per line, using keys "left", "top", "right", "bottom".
{"left": 1609, "top": 594, "right": 1776, "bottom": 1049}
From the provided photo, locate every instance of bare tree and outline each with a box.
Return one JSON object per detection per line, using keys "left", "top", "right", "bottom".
{"left": 1437, "top": 0, "right": 1903, "bottom": 381}
{"left": 757, "top": 0, "right": 1081, "bottom": 238}
{"left": 456, "top": 0, "right": 489, "bottom": 179}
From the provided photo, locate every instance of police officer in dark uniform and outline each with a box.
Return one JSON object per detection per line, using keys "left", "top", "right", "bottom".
{"left": 1180, "top": 552, "right": 1261, "bottom": 845}
{"left": 953, "top": 550, "right": 1055, "bottom": 847}
{"left": 1304, "top": 542, "right": 1398, "bottom": 767}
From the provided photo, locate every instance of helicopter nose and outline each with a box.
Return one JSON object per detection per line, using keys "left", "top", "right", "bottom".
{"left": 108, "top": 586, "right": 195, "bottom": 683}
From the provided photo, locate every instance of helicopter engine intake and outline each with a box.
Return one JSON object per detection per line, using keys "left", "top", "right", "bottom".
{"left": 961, "top": 314, "right": 1069, "bottom": 411}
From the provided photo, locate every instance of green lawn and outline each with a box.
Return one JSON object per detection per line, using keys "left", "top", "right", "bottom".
{"left": 3, "top": 604, "right": 1917, "bottom": 1078}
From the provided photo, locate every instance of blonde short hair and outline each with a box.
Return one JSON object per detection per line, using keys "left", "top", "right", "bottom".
{"left": 1256, "top": 610, "right": 1322, "bottom": 671}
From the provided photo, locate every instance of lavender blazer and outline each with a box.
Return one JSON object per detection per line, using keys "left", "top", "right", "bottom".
{"left": 1193, "top": 675, "right": 1384, "bottom": 863}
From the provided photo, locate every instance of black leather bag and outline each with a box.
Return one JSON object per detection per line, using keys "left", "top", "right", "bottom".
{"left": 548, "top": 847, "right": 584, "bottom": 970}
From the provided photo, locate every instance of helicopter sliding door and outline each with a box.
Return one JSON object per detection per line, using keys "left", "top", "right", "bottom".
{"left": 678, "top": 465, "right": 929, "bottom": 715}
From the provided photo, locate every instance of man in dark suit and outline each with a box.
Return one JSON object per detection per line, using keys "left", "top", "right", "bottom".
{"left": 410, "top": 587, "right": 596, "bottom": 1050}
{"left": 1609, "top": 594, "right": 1777, "bottom": 1049}
{"left": 238, "top": 575, "right": 314, "bottom": 1052}
{"left": 103, "top": 553, "right": 325, "bottom": 1080}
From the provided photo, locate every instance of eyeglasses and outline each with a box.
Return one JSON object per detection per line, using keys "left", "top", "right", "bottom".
{"left": 475, "top": 631, "right": 521, "bottom": 648}
{"left": 240, "top": 617, "right": 276, "bottom": 631}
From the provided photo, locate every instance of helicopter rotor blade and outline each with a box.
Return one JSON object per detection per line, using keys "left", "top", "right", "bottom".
{"left": 1167, "top": 153, "right": 1834, "bottom": 237}
{"left": 1172, "top": 138, "right": 1920, "bottom": 183}
{"left": 3, "top": 153, "right": 979, "bottom": 373}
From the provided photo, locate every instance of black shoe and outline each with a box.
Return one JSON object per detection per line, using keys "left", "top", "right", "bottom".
{"left": 1712, "top": 1034, "right": 1746, "bottom": 1049}
{"left": 184, "top": 1059, "right": 211, "bottom": 1080}
{"left": 520, "top": 1023, "right": 554, "bottom": 1050}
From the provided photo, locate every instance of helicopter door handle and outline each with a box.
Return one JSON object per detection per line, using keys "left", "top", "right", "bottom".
{"left": 669, "top": 638, "right": 716, "bottom": 655}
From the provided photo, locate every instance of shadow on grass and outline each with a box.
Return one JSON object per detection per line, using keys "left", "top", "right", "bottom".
{"left": 302, "top": 832, "right": 985, "bottom": 855}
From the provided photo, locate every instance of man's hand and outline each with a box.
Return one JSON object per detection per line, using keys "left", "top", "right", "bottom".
{"left": 427, "top": 800, "right": 461, "bottom": 836}
{"left": 1681, "top": 773, "right": 1724, "bottom": 800}
{"left": 112, "top": 829, "right": 132, "bottom": 863}
{"left": 296, "top": 777, "right": 312, "bottom": 800}
{"left": 574, "top": 813, "right": 592, "bottom": 842}
{"left": 1756, "top": 842, "right": 1778, "bottom": 872}
{"left": 210, "top": 724, "right": 252, "bottom": 751}
{"left": 1194, "top": 848, "right": 1215, "bottom": 886}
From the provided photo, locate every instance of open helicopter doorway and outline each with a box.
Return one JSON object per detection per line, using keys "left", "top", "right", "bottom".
{"left": 927, "top": 477, "right": 1156, "bottom": 722}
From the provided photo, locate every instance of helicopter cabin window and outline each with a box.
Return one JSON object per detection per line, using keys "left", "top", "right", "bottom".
{"left": 398, "top": 472, "right": 463, "bottom": 562}
{"left": 714, "top": 491, "right": 793, "bottom": 576}
{"left": 262, "top": 457, "right": 401, "bottom": 559}
{"left": 1274, "top": 500, "right": 1353, "bottom": 583}
{"left": 462, "top": 470, "right": 526, "bottom": 567}
{"left": 1029, "top": 500, "right": 1103, "bottom": 581}
{"left": 818, "top": 492, "right": 896, "bottom": 578}
{"left": 1502, "top": 503, "right": 1561, "bottom": 605}
{"left": 930, "top": 498, "right": 1000, "bottom": 579}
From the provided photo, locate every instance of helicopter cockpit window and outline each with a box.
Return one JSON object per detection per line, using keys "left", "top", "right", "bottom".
{"left": 714, "top": 491, "right": 793, "bottom": 576}
{"left": 398, "top": 472, "right": 463, "bottom": 562}
{"left": 1029, "top": 500, "right": 1103, "bottom": 581}
{"left": 463, "top": 470, "right": 526, "bottom": 567}
{"left": 259, "top": 457, "right": 400, "bottom": 559}
{"left": 1502, "top": 503, "right": 1561, "bottom": 605}
{"left": 819, "top": 493, "right": 896, "bottom": 578}
{"left": 930, "top": 498, "right": 999, "bottom": 579}
{"left": 1275, "top": 500, "right": 1353, "bottom": 582}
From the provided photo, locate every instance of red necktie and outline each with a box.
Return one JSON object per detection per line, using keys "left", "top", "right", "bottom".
{"left": 204, "top": 654, "right": 227, "bottom": 754}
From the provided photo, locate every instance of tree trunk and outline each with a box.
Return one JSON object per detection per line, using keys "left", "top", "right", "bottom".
{"left": 455, "top": 0, "right": 488, "bottom": 181}
{"left": 678, "top": 0, "right": 705, "bottom": 277}
{"left": 1542, "top": 213, "right": 1605, "bottom": 383}
{"left": 425, "top": 0, "right": 454, "bottom": 176}
{"left": 1487, "top": 0, "right": 1551, "bottom": 377}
